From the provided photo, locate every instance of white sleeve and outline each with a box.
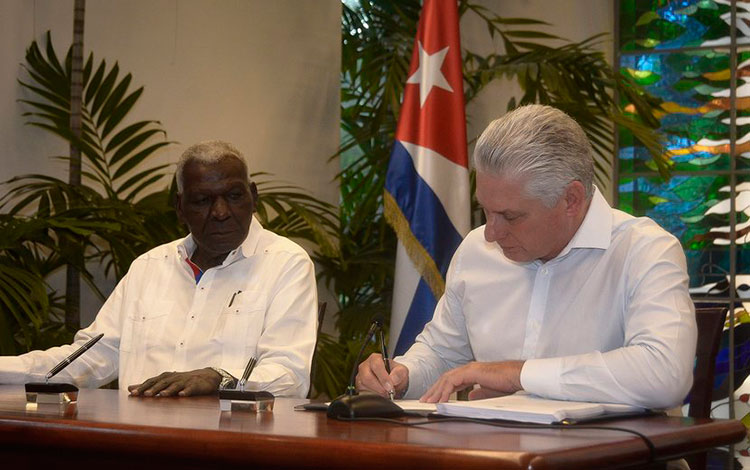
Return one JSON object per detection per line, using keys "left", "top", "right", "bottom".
{"left": 397, "top": 253, "right": 474, "bottom": 399}
{"left": 238, "top": 252, "right": 318, "bottom": 398}
{"left": 521, "top": 235, "right": 697, "bottom": 409}
{"left": 0, "top": 275, "right": 128, "bottom": 388}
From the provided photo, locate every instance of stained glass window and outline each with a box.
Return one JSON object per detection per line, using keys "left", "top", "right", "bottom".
{"left": 617, "top": 1, "right": 750, "bottom": 465}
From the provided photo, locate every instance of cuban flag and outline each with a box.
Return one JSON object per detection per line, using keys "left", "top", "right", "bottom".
{"left": 384, "top": 0, "right": 470, "bottom": 356}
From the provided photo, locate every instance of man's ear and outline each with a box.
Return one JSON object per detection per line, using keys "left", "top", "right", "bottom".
{"left": 564, "top": 181, "right": 587, "bottom": 216}
{"left": 249, "top": 181, "right": 258, "bottom": 213}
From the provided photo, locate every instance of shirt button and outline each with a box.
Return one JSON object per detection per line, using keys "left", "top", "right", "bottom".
{"left": 540, "top": 267, "right": 548, "bottom": 275}
{"left": 191, "top": 315, "right": 195, "bottom": 320}
{"left": 179, "top": 341, "right": 184, "bottom": 347}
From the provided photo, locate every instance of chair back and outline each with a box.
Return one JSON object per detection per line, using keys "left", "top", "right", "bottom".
{"left": 688, "top": 306, "right": 728, "bottom": 419}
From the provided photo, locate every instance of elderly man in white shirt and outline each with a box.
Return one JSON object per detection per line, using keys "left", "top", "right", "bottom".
{"left": 0, "top": 140, "right": 318, "bottom": 398}
{"left": 357, "top": 105, "right": 697, "bottom": 409}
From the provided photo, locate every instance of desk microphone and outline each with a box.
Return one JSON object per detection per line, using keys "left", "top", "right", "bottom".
{"left": 327, "top": 315, "right": 404, "bottom": 419}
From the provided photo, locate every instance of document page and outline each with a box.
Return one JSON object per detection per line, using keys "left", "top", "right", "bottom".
{"left": 435, "top": 392, "right": 643, "bottom": 424}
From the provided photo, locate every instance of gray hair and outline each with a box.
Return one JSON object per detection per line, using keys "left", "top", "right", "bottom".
{"left": 473, "top": 105, "right": 594, "bottom": 207}
{"left": 176, "top": 140, "right": 249, "bottom": 192}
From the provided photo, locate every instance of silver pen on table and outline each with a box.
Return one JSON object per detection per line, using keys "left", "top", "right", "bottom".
{"left": 238, "top": 357, "right": 257, "bottom": 391}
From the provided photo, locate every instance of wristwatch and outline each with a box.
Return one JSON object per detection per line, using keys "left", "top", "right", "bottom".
{"left": 210, "top": 367, "right": 237, "bottom": 390}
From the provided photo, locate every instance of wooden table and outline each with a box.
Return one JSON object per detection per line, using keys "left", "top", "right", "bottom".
{"left": 0, "top": 386, "right": 744, "bottom": 469}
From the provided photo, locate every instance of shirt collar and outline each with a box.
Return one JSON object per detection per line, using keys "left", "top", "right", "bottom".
{"left": 554, "top": 185, "right": 612, "bottom": 259}
{"left": 176, "top": 215, "right": 264, "bottom": 267}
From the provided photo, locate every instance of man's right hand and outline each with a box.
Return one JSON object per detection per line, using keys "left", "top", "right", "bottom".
{"left": 356, "top": 353, "right": 409, "bottom": 398}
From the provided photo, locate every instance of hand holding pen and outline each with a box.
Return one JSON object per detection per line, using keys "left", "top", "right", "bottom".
{"left": 378, "top": 329, "right": 394, "bottom": 401}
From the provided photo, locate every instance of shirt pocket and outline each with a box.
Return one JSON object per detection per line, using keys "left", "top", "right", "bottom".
{"left": 219, "top": 291, "right": 266, "bottom": 370}
{"left": 120, "top": 300, "right": 172, "bottom": 353}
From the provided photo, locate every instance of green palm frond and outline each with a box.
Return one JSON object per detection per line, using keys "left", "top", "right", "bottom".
{"left": 253, "top": 173, "right": 340, "bottom": 259}
{"left": 18, "top": 31, "right": 172, "bottom": 202}
{"left": 460, "top": 6, "right": 669, "bottom": 181}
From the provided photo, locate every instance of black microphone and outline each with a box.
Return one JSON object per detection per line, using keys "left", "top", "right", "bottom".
{"left": 327, "top": 315, "right": 404, "bottom": 419}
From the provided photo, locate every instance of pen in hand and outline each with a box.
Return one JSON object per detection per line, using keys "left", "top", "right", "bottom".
{"left": 45, "top": 333, "right": 105, "bottom": 382}
{"left": 238, "top": 357, "right": 257, "bottom": 391}
{"left": 378, "top": 329, "right": 394, "bottom": 401}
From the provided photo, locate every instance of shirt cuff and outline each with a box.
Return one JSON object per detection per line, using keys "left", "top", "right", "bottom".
{"left": 0, "top": 356, "right": 33, "bottom": 384}
{"left": 520, "top": 357, "right": 562, "bottom": 397}
{"left": 393, "top": 356, "right": 422, "bottom": 399}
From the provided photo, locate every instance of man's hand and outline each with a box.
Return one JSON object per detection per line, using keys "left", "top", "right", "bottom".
{"left": 356, "top": 353, "right": 409, "bottom": 398}
{"left": 420, "top": 360, "right": 525, "bottom": 403}
{"left": 128, "top": 368, "right": 222, "bottom": 397}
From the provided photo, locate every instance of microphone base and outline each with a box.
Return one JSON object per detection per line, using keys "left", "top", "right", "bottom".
{"left": 25, "top": 382, "right": 78, "bottom": 404}
{"left": 327, "top": 392, "right": 405, "bottom": 419}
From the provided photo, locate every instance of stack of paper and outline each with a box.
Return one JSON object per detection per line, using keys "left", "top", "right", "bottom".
{"left": 435, "top": 392, "right": 644, "bottom": 424}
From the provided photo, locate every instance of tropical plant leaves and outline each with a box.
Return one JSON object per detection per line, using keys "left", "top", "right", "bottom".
{"left": 18, "top": 32, "right": 173, "bottom": 201}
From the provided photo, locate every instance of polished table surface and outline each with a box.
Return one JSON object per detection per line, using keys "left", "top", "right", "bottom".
{"left": 0, "top": 386, "right": 745, "bottom": 469}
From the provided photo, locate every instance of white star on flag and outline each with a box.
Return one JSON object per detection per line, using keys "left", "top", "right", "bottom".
{"left": 406, "top": 41, "right": 453, "bottom": 107}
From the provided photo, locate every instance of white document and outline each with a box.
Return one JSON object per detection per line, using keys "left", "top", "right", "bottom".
{"left": 435, "top": 391, "right": 644, "bottom": 424}
{"left": 394, "top": 400, "right": 438, "bottom": 413}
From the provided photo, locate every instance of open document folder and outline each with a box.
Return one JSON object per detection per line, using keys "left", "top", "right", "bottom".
{"left": 433, "top": 391, "right": 646, "bottom": 424}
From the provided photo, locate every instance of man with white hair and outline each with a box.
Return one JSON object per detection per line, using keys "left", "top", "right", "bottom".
{"left": 0, "top": 140, "right": 318, "bottom": 398}
{"left": 358, "top": 105, "right": 697, "bottom": 409}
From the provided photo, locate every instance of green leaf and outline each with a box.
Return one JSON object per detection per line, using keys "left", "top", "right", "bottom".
{"left": 112, "top": 141, "right": 171, "bottom": 180}
{"left": 635, "top": 11, "right": 661, "bottom": 26}
{"left": 96, "top": 73, "right": 132, "bottom": 129}
{"left": 109, "top": 128, "right": 165, "bottom": 167}
{"left": 115, "top": 164, "right": 170, "bottom": 196}
{"left": 504, "top": 30, "right": 561, "bottom": 39}
{"left": 123, "top": 174, "right": 165, "bottom": 202}
{"left": 43, "top": 31, "right": 65, "bottom": 76}
{"left": 101, "top": 87, "right": 143, "bottom": 139}
{"left": 90, "top": 62, "right": 120, "bottom": 118}
{"left": 104, "top": 121, "right": 152, "bottom": 153}
{"left": 85, "top": 59, "right": 107, "bottom": 106}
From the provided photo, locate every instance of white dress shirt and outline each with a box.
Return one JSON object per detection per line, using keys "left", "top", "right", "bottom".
{"left": 0, "top": 216, "right": 318, "bottom": 397}
{"left": 398, "top": 187, "right": 697, "bottom": 409}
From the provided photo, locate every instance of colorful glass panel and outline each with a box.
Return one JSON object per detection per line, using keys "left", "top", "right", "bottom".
{"left": 618, "top": 49, "right": 750, "bottom": 173}
{"left": 620, "top": 0, "right": 750, "bottom": 52}
{"left": 619, "top": 2, "right": 750, "bottom": 462}
{"left": 617, "top": 174, "right": 732, "bottom": 288}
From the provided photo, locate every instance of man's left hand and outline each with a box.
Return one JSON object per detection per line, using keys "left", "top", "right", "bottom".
{"left": 419, "top": 360, "right": 525, "bottom": 403}
{"left": 128, "top": 368, "right": 222, "bottom": 397}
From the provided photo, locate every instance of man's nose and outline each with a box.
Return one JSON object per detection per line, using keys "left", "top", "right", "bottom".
{"left": 210, "top": 197, "right": 230, "bottom": 219}
{"left": 484, "top": 215, "right": 507, "bottom": 242}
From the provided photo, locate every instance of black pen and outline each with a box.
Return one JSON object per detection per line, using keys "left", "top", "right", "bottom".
{"left": 228, "top": 290, "right": 242, "bottom": 307}
{"left": 378, "top": 329, "right": 394, "bottom": 400}
{"left": 45, "top": 333, "right": 104, "bottom": 381}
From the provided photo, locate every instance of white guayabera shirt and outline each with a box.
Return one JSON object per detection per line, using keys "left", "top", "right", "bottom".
{"left": 0, "top": 217, "right": 318, "bottom": 398}
{"left": 398, "top": 187, "right": 697, "bottom": 409}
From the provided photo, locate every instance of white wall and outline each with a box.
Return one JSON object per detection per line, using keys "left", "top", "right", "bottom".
{"left": 462, "top": 0, "right": 615, "bottom": 199}
{"left": 1, "top": 0, "right": 341, "bottom": 325}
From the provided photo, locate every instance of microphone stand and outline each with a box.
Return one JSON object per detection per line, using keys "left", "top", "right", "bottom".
{"left": 327, "top": 317, "right": 404, "bottom": 419}
{"left": 344, "top": 319, "right": 381, "bottom": 397}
